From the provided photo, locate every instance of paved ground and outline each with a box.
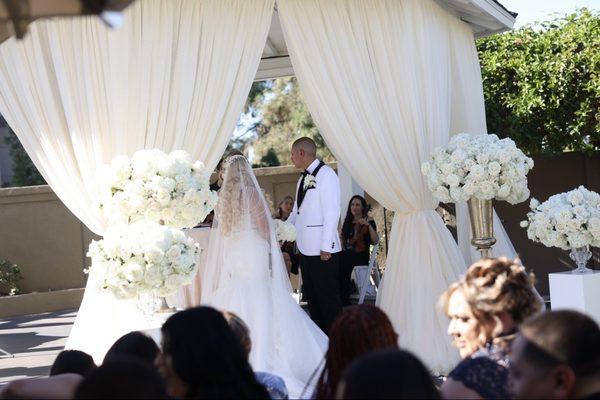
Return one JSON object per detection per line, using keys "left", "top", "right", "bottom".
{"left": 0, "top": 310, "right": 76, "bottom": 385}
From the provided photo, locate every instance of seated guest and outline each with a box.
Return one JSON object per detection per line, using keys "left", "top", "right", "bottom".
{"left": 156, "top": 306, "right": 269, "bottom": 399}
{"left": 75, "top": 359, "right": 167, "bottom": 399}
{"left": 275, "top": 195, "right": 299, "bottom": 275}
{"left": 223, "top": 311, "right": 289, "bottom": 399}
{"left": 339, "top": 195, "right": 378, "bottom": 305}
{"left": 313, "top": 305, "right": 398, "bottom": 399}
{"left": 338, "top": 349, "right": 440, "bottom": 399}
{"left": 0, "top": 374, "right": 82, "bottom": 399}
{"left": 103, "top": 331, "right": 159, "bottom": 367}
{"left": 50, "top": 350, "right": 96, "bottom": 376}
{"left": 510, "top": 310, "right": 600, "bottom": 399}
{"left": 440, "top": 257, "right": 542, "bottom": 399}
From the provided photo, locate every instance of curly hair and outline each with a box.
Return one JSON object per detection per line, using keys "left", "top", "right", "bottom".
{"left": 440, "top": 257, "right": 542, "bottom": 347}
{"left": 313, "top": 305, "right": 398, "bottom": 399}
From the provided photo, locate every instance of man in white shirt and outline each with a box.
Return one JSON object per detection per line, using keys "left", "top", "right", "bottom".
{"left": 288, "top": 137, "right": 343, "bottom": 334}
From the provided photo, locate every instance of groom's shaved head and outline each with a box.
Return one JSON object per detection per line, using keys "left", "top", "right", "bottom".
{"left": 292, "top": 137, "right": 317, "bottom": 157}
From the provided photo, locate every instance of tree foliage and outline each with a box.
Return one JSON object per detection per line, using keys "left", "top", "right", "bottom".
{"left": 242, "top": 77, "right": 333, "bottom": 165}
{"left": 477, "top": 8, "right": 600, "bottom": 155}
{"left": 1, "top": 117, "right": 45, "bottom": 187}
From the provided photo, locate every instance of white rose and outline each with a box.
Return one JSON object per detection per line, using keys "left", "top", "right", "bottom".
{"left": 487, "top": 161, "right": 502, "bottom": 176}
{"left": 445, "top": 174, "right": 461, "bottom": 187}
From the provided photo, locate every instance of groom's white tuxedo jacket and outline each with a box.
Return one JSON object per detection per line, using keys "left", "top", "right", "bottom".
{"left": 288, "top": 159, "right": 341, "bottom": 257}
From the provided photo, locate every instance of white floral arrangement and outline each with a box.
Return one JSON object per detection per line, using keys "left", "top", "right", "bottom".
{"left": 521, "top": 186, "right": 600, "bottom": 250}
{"left": 275, "top": 219, "right": 296, "bottom": 242}
{"left": 98, "top": 149, "right": 218, "bottom": 229}
{"left": 303, "top": 175, "right": 316, "bottom": 190}
{"left": 86, "top": 221, "right": 200, "bottom": 299}
{"left": 421, "top": 133, "right": 533, "bottom": 204}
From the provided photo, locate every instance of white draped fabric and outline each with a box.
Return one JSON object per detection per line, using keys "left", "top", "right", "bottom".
{"left": 278, "top": 0, "right": 478, "bottom": 373}
{"left": 0, "top": 0, "right": 274, "bottom": 362}
{"left": 0, "top": 0, "right": 274, "bottom": 235}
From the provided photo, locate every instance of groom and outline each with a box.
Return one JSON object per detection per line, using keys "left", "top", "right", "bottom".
{"left": 288, "top": 137, "right": 343, "bottom": 334}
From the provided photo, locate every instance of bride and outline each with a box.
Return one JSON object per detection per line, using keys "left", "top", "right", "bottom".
{"left": 200, "top": 154, "right": 327, "bottom": 397}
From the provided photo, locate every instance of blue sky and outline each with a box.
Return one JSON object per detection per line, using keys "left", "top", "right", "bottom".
{"left": 499, "top": 0, "right": 599, "bottom": 27}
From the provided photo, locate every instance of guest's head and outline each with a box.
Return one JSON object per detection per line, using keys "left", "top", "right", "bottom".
{"left": 275, "top": 195, "right": 294, "bottom": 221}
{"left": 510, "top": 310, "right": 600, "bottom": 399}
{"left": 104, "top": 331, "right": 159, "bottom": 367}
{"left": 315, "top": 305, "right": 398, "bottom": 399}
{"left": 222, "top": 311, "right": 252, "bottom": 359}
{"left": 338, "top": 349, "right": 440, "bottom": 399}
{"left": 157, "top": 306, "right": 268, "bottom": 399}
{"left": 440, "top": 257, "right": 541, "bottom": 358}
{"left": 49, "top": 350, "right": 96, "bottom": 377}
{"left": 291, "top": 137, "right": 317, "bottom": 170}
{"left": 342, "top": 195, "right": 369, "bottom": 238}
{"left": 75, "top": 358, "right": 166, "bottom": 399}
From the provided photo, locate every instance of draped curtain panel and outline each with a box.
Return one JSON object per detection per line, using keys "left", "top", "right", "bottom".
{"left": 278, "top": 0, "right": 489, "bottom": 373}
{"left": 0, "top": 0, "right": 274, "bottom": 235}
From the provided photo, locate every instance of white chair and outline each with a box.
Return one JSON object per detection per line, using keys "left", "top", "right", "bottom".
{"left": 350, "top": 242, "right": 381, "bottom": 304}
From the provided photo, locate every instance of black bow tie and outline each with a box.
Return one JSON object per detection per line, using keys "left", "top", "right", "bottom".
{"left": 301, "top": 170, "right": 309, "bottom": 177}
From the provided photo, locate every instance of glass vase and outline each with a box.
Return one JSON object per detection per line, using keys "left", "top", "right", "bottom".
{"left": 137, "top": 292, "right": 161, "bottom": 316}
{"left": 569, "top": 246, "right": 593, "bottom": 274}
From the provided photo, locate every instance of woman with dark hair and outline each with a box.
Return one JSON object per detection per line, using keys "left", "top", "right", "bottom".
{"left": 49, "top": 350, "right": 96, "bottom": 376}
{"left": 312, "top": 305, "right": 398, "bottom": 399}
{"left": 155, "top": 306, "right": 269, "bottom": 399}
{"left": 339, "top": 349, "right": 440, "bottom": 399}
{"left": 339, "top": 195, "right": 378, "bottom": 305}
{"left": 103, "top": 331, "right": 159, "bottom": 367}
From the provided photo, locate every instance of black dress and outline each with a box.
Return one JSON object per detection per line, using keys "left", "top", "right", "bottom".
{"left": 447, "top": 337, "right": 513, "bottom": 399}
{"left": 339, "top": 220, "right": 377, "bottom": 306}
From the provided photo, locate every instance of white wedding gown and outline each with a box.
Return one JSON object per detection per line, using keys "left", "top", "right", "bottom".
{"left": 201, "top": 155, "right": 327, "bottom": 398}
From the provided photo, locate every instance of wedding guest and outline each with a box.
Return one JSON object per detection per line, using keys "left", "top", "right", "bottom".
{"left": 75, "top": 359, "right": 167, "bottom": 399}
{"left": 156, "top": 306, "right": 269, "bottom": 399}
{"left": 275, "top": 196, "right": 294, "bottom": 221}
{"left": 103, "top": 331, "right": 159, "bottom": 367}
{"left": 275, "top": 195, "right": 299, "bottom": 275}
{"left": 338, "top": 349, "right": 440, "bottom": 399}
{"left": 440, "top": 257, "right": 542, "bottom": 399}
{"left": 50, "top": 350, "right": 96, "bottom": 376}
{"left": 510, "top": 310, "right": 600, "bottom": 399}
{"left": 339, "top": 195, "right": 378, "bottom": 305}
{"left": 0, "top": 374, "right": 82, "bottom": 399}
{"left": 223, "top": 311, "right": 289, "bottom": 400}
{"left": 312, "top": 305, "right": 398, "bottom": 399}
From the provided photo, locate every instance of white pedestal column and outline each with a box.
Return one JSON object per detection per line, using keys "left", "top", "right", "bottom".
{"left": 337, "top": 162, "right": 364, "bottom": 219}
{"left": 549, "top": 271, "right": 600, "bottom": 323}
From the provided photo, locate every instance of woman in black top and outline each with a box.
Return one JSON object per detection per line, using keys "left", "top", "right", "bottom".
{"left": 339, "top": 195, "right": 378, "bottom": 306}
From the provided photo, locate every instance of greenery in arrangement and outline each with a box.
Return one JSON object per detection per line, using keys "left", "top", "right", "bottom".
{"left": 0, "top": 260, "right": 23, "bottom": 296}
{"left": 1, "top": 116, "right": 46, "bottom": 187}
{"left": 477, "top": 8, "right": 600, "bottom": 155}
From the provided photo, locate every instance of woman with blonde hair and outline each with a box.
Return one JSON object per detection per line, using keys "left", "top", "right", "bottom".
{"left": 440, "top": 257, "right": 542, "bottom": 399}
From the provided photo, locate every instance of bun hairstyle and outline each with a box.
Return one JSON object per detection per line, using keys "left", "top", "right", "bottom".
{"left": 441, "top": 257, "right": 542, "bottom": 345}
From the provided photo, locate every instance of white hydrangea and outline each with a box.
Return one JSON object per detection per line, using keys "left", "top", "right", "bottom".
{"left": 521, "top": 186, "right": 600, "bottom": 250}
{"left": 274, "top": 219, "right": 296, "bottom": 242}
{"left": 421, "top": 133, "right": 533, "bottom": 204}
{"left": 86, "top": 221, "right": 200, "bottom": 299}
{"left": 98, "top": 149, "right": 218, "bottom": 228}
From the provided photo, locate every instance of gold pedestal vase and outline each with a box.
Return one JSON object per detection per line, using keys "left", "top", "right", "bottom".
{"left": 467, "top": 198, "right": 496, "bottom": 259}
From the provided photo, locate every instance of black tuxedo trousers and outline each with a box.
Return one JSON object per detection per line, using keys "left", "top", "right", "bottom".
{"left": 300, "top": 253, "right": 343, "bottom": 335}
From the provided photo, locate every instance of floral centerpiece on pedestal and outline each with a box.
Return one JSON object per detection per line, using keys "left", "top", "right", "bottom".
{"left": 86, "top": 221, "right": 200, "bottom": 300}
{"left": 98, "top": 149, "right": 218, "bottom": 229}
{"left": 421, "top": 133, "right": 533, "bottom": 258}
{"left": 275, "top": 219, "right": 296, "bottom": 243}
{"left": 521, "top": 186, "right": 600, "bottom": 273}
